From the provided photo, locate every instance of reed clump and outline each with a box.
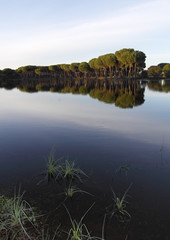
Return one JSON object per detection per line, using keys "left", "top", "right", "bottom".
{"left": 0, "top": 189, "right": 37, "bottom": 240}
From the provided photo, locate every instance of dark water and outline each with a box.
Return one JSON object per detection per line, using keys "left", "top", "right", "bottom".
{"left": 0, "top": 80, "right": 170, "bottom": 239}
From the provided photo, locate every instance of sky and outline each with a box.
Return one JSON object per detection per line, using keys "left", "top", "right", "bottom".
{"left": 0, "top": 0, "right": 170, "bottom": 70}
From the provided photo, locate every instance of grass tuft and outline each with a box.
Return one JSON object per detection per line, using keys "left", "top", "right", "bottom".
{"left": 59, "top": 160, "right": 87, "bottom": 183}
{"left": 108, "top": 184, "right": 132, "bottom": 222}
{"left": 0, "top": 188, "right": 37, "bottom": 239}
{"left": 64, "top": 203, "right": 95, "bottom": 240}
{"left": 62, "top": 182, "right": 93, "bottom": 200}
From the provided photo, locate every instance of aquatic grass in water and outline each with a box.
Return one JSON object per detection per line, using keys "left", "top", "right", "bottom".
{"left": 108, "top": 184, "right": 132, "bottom": 222}
{"left": 38, "top": 151, "right": 87, "bottom": 185}
{"left": 62, "top": 182, "right": 93, "bottom": 199}
{"left": 59, "top": 160, "right": 87, "bottom": 182}
{"left": 0, "top": 189, "right": 37, "bottom": 240}
{"left": 38, "top": 150, "right": 63, "bottom": 184}
{"left": 47, "top": 156, "right": 60, "bottom": 182}
{"left": 64, "top": 203, "right": 95, "bottom": 240}
{"left": 65, "top": 185, "right": 80, "bottom": 198}
{"left": 46, "top": 150, "right": 64, "bottom": 182}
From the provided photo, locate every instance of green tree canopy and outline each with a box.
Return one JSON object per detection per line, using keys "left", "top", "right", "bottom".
{"left": 35, "top": 66, "right": 49, "bottom": 75}
{"left": 104, "top": 53, "right": 117, "bottom": 68}
{"left": 95, "top": 57, "right": 104, "bottom": 69}
{"left": 2, "top": 68, "right": 15, "bottom": 74}
{"left": 59, "top": 64, "right": 70, "bottom": 72}
{"left": 115, "top": 49, "right": 146, "bottom": 75}
{"left": 135, "top": 51, "right": 146, "bottom": 69}
{"left": 88, "top": 58, "right": 97, "bottom": 69}
{"left": 48, "top": 65, "right": 60, "bottom": 72}
{"left": 69, "top": 63, "right": 80, "bottom": 72}
{"left": 158, "top": 63, "right": 168, "bottom": 69}
{"left": 78, "top": 62, "right": 90, "bottom": 73}
{"left": 147, "top": 66, "right": 162, "bottom": 79}
{"left": 115, "top": 48, "right": 134, "bottom": 67}
{"left": 162, "top": 64, "right": 170, "bottom": 78}
{"left": 16, "top": 65, "right": 37, "bottom": 73}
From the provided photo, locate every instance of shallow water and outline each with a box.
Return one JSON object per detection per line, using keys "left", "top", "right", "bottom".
{"left": 0, "top": 80, "right": 170, "bottom": 239}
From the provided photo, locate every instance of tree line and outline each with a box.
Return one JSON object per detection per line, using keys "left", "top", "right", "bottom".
{"left": 147, "top": 63, "right": 170, "bottom": 79}
{"left": 0, "top": 48, "right": 146, "bottom": 80}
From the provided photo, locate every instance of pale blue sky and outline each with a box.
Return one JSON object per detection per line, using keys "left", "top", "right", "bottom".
{"left": 0, "top": 0, "right": 170, "bottom": 69}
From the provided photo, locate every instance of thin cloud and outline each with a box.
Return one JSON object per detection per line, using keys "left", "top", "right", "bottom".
{"left": 0, "top": 0, "right": 170, "bottom": 69}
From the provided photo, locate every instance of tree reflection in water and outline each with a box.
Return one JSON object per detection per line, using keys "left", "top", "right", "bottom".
{"left": 1, "top": 78, "right": 145, "bottom": 109}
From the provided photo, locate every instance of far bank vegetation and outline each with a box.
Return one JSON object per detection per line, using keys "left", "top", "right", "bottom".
{"left": 0, "top": 48, "right": 146, "bottom": 81}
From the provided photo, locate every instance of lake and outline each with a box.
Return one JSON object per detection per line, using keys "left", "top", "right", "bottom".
{"left": 0, "top": 79, "right": 170, "bottom": 239}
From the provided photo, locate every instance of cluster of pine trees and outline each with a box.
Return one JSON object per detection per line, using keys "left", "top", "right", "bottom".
{"left": 148, "top": 63, "right": 170, "bottom": 79}
{"left": 0, "top": 48, "right": 146, "bottom": 80}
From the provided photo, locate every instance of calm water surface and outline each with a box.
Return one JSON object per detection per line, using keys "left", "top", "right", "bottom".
{"left": 0, "top": 82, "right": 170, "bottom": 239}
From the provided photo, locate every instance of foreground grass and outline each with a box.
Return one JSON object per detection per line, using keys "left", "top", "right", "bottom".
{"left": 0, "top": 189, "right": 37, "bottom": 239}
{"left": 0, "top": 150, "right": 132, "bottom": 240}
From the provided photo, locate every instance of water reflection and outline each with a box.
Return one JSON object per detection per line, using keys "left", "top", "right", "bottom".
{"left": 0, "top": 79, "right": 170, "bottom": 239}
{"left": 0, "top": 78, "right": 145, "bottom": 109}
{"left": 0, "top": 80, "right": 170, "bottom": 147}
{"left": 148, "top": 80, "right": 170, "bottom": 92}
